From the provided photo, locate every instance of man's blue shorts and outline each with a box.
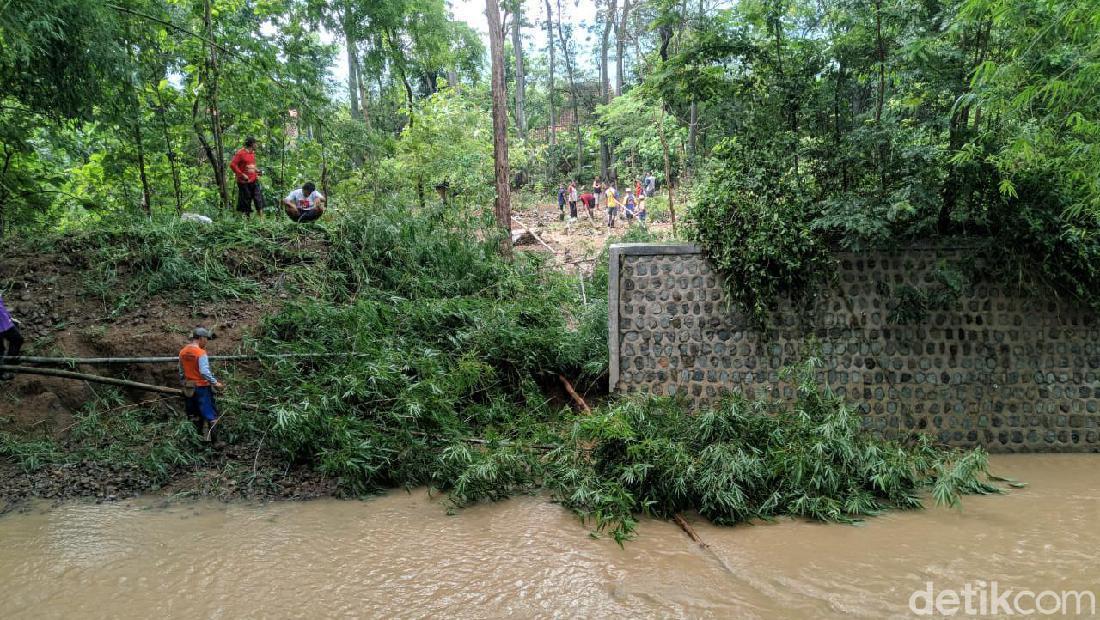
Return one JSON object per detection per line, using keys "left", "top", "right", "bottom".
{"left": 185, "top": 386, "right": 219, "bottom": 422}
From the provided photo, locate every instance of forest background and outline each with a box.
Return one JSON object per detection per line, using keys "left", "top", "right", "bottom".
{"left": 2, "top": 0, "right": 1099, "bottom": 314}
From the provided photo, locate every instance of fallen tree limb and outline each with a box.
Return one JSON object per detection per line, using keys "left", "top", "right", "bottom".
{"left": 558, "top": 374, "right": 591, "bottom": 412}
{"left": 9, "top": 353, "right": 368, "bottom": 366}
{"left": 0, "top": 365, "right": 182, "bottom": 396}
{"left": 510, "top": 215, "right": 557, "bottom": 254}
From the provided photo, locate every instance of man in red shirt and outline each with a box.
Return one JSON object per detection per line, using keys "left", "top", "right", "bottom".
{"left": 229, "top": 136, "right": 265, "bottom": 217}
{"left": 579, "top": 191, "right": 596, "bottom": 221}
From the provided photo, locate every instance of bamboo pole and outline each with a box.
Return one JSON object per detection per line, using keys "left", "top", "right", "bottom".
{"left": 0, "top": 365, "right": 182, "bottom": 395}
{"left": 9, "top": 353, "right": 366, "bottom": 366}
{"left": 510, "top": 214, "right": 557, "bottom": 255}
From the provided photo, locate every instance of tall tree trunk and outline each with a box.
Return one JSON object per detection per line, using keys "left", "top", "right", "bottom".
{"left": 0, "top": 147, "right": 11, "bottom": 238}
{"left": 615, "top": 0, "right": 631, "bottom": 96}
{"left": 191, "top": 92, "right": 222, "bottom": 205}
{"left": 834, "top": 60, "right": 847, "bottom": 192}
{"left": 151, "top": 46, "right": 183, "bottom": 213}
{"left": 386, "top": 28, "right": 416, "bottom": 122}
{"left": 546, "top": 0, "right": 555, "bottom": 148}
{"left": 131, "top": 98, "right": 152, "bottom": 215}
{"left": 657, "top": 109, "right": 676, "bottom": 234}
{"left": 487, "top": 0, "right": 513, "bottom": 260}
{"left": 203, "top": 0, "right": 229, "bottom": 209}
{"left": 511, "top": 4, "right": 527, "bottom": 139}
{"left": 940, "top": 19, "right": 989, "bottom": 233}
{"left": 153, "top": 95, "right": 183, "bottom": 214}
{"left": 127, "top": 45, "right": 152, "bottom": 215}
{"left": 599, "top": 0, "right": 616, "bottom": 181}
{"left": 770, "top": 9, "right": 799, "bottom": 183}
{"left": 355, "top": 55, "right": 371, "bottom": 128}
{"left": 345, "top": 17, "right": 361, "bottom": 120}
{"left": 874, "top": 0, "right": 887, "bottom": 200}
{"left": 687, "top": 99, "right": 697, "bottom": 169}
{"left": 556, "top": 0, "right": 583, "bottom": 175}
{"left": 659, "top": 23, "right": 672, "bottom": 62}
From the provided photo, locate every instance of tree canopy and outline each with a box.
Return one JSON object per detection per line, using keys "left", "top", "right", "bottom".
{"left": 1, "top": 0, "right": 1098, "bottom": 309}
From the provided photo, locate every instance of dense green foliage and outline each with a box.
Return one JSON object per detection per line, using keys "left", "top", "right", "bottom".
{"left": 675, "top": 0, "right": 1100, "bottom": 315}
{"left": 236, "top": 206, "right": 609, "bottom": 493}
{"left": 548, "top": 361, "right": 1001, "bottom": 542}
{"left": 2, "top": 206, "right": 1004, "bottom": 539}
{"left": 689, "top": 140, "right": 830, "bottom": 321}
{"left": 7, "top": 0, "right": 1095, "bottom": 316}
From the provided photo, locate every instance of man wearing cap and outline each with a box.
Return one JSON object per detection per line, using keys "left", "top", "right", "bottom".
{"left": 178, "top": 327, "right": 225, "bottom": 441}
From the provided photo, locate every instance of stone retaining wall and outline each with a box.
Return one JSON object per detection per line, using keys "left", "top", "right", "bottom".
{"left": 608, "top": 244, "right": 1100, "bottom": 452}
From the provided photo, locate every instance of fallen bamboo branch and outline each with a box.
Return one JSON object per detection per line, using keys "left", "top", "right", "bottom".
{"left": 510, "top": 215, "right": 557, "bottom": 254}
{"left": 673, "top": 513, "right": 709, "bottom": 549}
{"left": 558, "top": 374, "right": 591, "bottom": 412}
{"left": 9, "top": 353, "right": 368, "bottom": 366}
{"left": 0, "top": 365, "right": 182, "bottom": 396}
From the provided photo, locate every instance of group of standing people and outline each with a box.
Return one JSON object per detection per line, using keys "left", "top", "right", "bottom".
{"left": 228, "top": 136, "right": 327, "bottom": 223}
{"left": 557, "top": 173, "right": 657, "bottom": 230}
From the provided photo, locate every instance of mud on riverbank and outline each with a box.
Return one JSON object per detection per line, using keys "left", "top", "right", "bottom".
{"left": 0, "top": 446, "right": 340, "bottom": 515}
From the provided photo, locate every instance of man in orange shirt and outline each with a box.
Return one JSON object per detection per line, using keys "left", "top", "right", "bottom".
{"left": 178, "top": 327, "right": 226, "bottom": 442}
{"left": 229, "top": 137, "right": 265, "bottom": 217}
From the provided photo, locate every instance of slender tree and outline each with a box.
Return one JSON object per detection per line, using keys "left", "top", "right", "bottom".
{"left": 546, "top": 0, "right": 556, "bottom": 148}
{"left": 614, "top": 0, "right": 632, "bottom": 97}
{"left": 556, "top": 0, "right": 583, "bottom": 175}
{"left": 127, "top": 46, "right": 152, "bottom": 215}
{"left": 599, "top": 0, "right": 618, "bottom": 180}
{"left": 486, "top": 0, "right": 513, "bottom": 259}
{"left": 509, "top": 2, "right": 528, "bottom": 139}
{"left": 202, "top": 0, "right": 229, "bottom": 209}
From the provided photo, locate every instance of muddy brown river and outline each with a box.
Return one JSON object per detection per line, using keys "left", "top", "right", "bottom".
{"left": 1, "top": 455, "right": 1097, "bottom": 619}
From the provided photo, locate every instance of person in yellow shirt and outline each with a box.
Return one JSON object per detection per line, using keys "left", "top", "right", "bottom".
{"left": 605, "top": 181, "right": 619, "bottom": 228}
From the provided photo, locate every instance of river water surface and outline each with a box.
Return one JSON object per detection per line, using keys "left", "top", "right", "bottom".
{"left": 1, "top": 455, "right": 1097, "bottom": 619}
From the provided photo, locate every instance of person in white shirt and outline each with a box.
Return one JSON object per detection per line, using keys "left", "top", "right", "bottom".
{"left": 282, "top": 182, "right": 326, "bottom": 222}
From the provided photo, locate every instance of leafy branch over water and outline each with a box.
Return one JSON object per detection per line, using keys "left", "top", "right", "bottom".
{"left": 542, "top": 360, "right": 1003, "bottom": 543}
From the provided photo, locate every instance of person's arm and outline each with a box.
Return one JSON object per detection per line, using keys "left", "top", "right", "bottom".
{"left": 283, "top": 191, "right": 297, "bottom": 210}
{"left": 178, "top": 359, "right": 185, "bottom": 386}
{"left": 198, "top": 354, "right": 221, "bottom": 387}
